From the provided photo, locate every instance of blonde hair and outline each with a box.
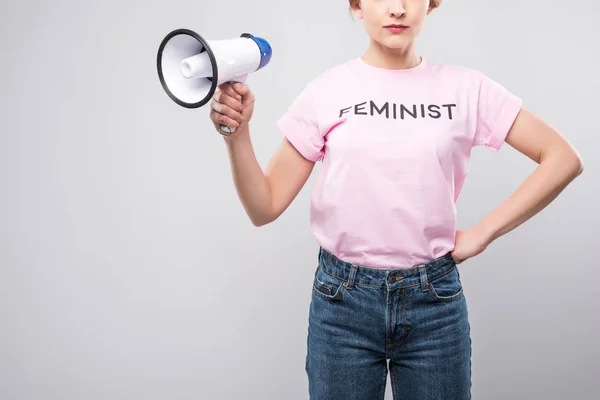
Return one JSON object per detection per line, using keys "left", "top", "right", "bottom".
{"left": 349, "top": 0, "right": 442, "bottom": 10}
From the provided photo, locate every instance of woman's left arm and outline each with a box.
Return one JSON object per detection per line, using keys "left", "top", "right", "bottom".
{"left": 453, "top": 107, "right": 583, "bottom": 263}
{"left": 475, "top": 107, "right": 584, "bottom": 247}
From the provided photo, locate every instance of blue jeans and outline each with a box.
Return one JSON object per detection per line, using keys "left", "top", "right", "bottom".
{"left": 306, "top": 247, "right": 471, "bottom": 400}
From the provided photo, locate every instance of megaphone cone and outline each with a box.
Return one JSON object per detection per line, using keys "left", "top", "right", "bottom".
{"left": 157, "top": 29, "right": 272, "bottom": 133}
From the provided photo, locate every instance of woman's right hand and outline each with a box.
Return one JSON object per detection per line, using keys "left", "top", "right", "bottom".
{"left": 210, "top": 82, "right": 255, "bottom": 137}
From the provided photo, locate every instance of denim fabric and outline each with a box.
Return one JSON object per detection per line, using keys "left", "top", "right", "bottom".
{"left": 306, "top": 247, "right": 471, "bottom": 400}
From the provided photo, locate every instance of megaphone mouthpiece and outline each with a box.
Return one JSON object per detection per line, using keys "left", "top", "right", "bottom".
{"left": 180, "top": 52, "right": 212, "bottom": 79}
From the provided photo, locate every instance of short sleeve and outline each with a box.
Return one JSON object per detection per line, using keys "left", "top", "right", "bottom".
{"left": 473, "top": 72, "right": 523, "bottom": 152}
{"left": 276, "top": 81, "right": 325, "bottom": 162}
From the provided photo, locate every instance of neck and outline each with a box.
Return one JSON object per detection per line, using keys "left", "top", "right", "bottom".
{"left": 361, "top": 40, "right": 421, "bottom": 70}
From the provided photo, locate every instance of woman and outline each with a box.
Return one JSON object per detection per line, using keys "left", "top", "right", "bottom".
{"left": 209, "top": 1, "right": 583, "bottom": 398}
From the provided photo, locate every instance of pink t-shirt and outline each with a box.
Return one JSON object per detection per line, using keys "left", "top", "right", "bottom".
{"left": 276, "top": 56, "right": 523, "bottom": 269}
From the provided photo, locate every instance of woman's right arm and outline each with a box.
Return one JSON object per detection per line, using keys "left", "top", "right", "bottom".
{"left": 211, "top": 82, "right": 316, "bottom": 226}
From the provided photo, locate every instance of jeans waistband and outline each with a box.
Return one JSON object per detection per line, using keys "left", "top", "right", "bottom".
{"left": 317, "top": 246, "right": 457, "bottom": 290}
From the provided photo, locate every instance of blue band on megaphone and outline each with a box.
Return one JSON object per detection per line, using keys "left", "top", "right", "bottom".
{"left": 241, "top": 33, "right": 272, "bottom": 71}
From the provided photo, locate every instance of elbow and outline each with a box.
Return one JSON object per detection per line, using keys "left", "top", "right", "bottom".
{"left": 564, "top": 159, "right": 583, "bottom": 181}
{"left": 252, "top": 219, "right": 273, "bottom": 227}
{"left": 551, "top": 148, "right": 584, "bottom": 178}
{"left": 571, "top": 145, "right": 584, "bottom": 175}
{"left": 576, "top": 157, "right": 584, "bottom": 176}
{"left": 251, "top": 213, "right": 276, "bottom": 227}
{"left": 543, "top": 142, "right": 584, "bottom": 177}
{"left": 252, "top": 219, "right": 268, "bottom": 227}
{"left": 250, "top": 199, "right": 279, "bottom": 227}
{"left": 252, "top": 202, "right": 280, "bottom": 227}
{"left": 571, "top": 154, "right": 584, "bottom": 177}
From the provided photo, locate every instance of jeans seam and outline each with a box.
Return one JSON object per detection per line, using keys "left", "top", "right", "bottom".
{"left": 388, "top": 288, "right": 410, "bottom": 348}
{"left": 379, "top": 362, "right": 387, "bottom": 400}
{"left": 390, "top": 362, "right": 398, "bottom": 400}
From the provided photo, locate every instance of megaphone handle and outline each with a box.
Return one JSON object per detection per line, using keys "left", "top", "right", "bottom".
{"left": 219, "top": 74, "right": 249, "bottom": 134}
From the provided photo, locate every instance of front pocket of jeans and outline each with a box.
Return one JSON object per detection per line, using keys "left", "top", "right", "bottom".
{"left": 428, "top": 266, "right": 463, "bottom": 302}
{"left": 312, "top": 265, "right": 345, "bottom": 301}
{"left": 314, "top": 275, "right": 332, "bottom": 295}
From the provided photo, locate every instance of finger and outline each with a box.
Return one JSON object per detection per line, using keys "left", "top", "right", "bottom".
{"left": 211, "top": 94, "right": 243, "bottom": 122}
{"left": 212, "top": 90, "right": 243, "bottom": 115}
{"left": 211, "top": 99, "right": 243, "bottom": 122}
{"left": 232, "top": 83, "right": 255, "bottom": 105}
{"left": 217, "top": 82, "right": 235, "bottom": 94}
{"left": 220, "top": 83, "right": 243, "bottom": 103}
{"left": 210, "top": 110, "right": 240, "bottom": 130}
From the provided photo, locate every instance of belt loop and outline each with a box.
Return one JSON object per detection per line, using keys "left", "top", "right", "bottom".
{"left": 318, "top": 246, "right": 322, "bottom": 262}
{"left": 418, "top": 265, "right": 429, "bottom": 292}
{"left": 345, "top": 264, "right": 359, "bottom": 290}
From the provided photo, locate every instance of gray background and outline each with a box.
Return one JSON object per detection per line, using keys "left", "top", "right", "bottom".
{"left": 1, "top": 0, "right": 597, "bottom": 399}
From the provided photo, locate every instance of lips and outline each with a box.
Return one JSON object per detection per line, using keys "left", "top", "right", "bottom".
{"left": 385, "top": 25, "right": 408, "bottom": 33}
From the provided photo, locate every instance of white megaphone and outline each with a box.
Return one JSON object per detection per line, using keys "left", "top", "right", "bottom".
{"left": 157, "top": 29, "right": 272, "bottom": 134}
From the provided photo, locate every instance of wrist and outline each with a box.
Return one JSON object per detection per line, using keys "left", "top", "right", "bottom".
{"left": 222, "top": 123, "right": 249, "bottom": 142}
{"left": 474, "top": 220, "right": 497, "bottom": 246}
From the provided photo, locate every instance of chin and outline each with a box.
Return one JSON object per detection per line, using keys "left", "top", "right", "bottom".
{"left": 379, "top": 38, "right": 411, "bottom": 49}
